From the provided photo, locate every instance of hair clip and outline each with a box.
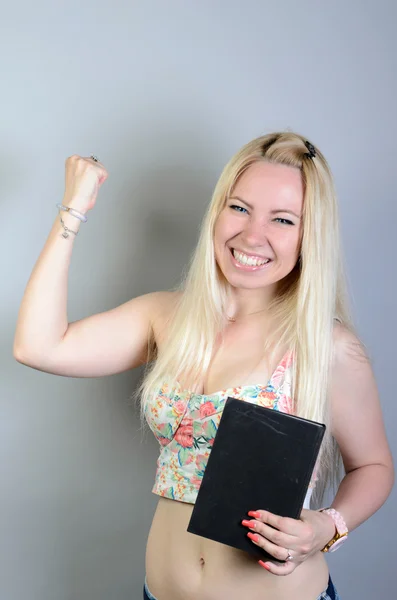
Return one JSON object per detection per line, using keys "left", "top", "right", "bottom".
{"left": 304, "top": 140, "right": 316, "bottom": 159}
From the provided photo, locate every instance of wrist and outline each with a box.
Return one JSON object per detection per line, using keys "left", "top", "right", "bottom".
{"left": 57, "top": 200, "right": 88, "bottom": 229}
{"left": 318, "top": 507, "right": 349, "bottom": 553}
{"left": 316, "top": 511, "right": 337, "bottom": 552}
{"left": 55, "top": 202, "right": 86, "bottom": 239}
{"left": 62, "top": 196, "right": 89, "bottom": 215}
{"left": 57, "top": 210, "right": 82, "bottom": 230}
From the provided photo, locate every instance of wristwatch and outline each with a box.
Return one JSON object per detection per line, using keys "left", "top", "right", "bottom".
{"left": 319, "top": 507, "right": 348, "bottom": 553}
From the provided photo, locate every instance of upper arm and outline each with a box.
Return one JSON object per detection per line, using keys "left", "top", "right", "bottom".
{"left": 329, "top": 324, "right": 394, "bottom": 473}
{"left": 15, "top": 291, "right": 179, "bottom": 378}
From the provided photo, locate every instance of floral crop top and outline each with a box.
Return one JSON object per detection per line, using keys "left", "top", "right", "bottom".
{"left": 144, "top": 349, "right": 319, "bottom": 510}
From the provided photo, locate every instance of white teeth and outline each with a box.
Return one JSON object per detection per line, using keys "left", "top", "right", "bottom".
{"left": 232, "top": 249, "right": 270, "bottom": 267}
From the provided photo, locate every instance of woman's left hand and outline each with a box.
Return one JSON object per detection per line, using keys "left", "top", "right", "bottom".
{"left": 241, "top": 508, "right": 335, "bottom": 576}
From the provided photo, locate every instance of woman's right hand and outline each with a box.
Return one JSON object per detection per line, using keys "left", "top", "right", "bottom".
{"left": 63, "top": 155, "right": 108, "bottom": 214}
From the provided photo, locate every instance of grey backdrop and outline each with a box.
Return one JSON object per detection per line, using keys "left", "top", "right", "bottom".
{"left": 1, "top": 2, "right": 396, "bottom": 599}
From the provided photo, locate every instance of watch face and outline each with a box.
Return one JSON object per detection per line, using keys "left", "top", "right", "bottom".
{"left": 328, "top": 536, "right": 347, "bottom": 552}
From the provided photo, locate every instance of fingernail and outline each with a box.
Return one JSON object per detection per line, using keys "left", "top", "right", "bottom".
{"left": 247, "top": 532, "right": 260, "bottom": 543}
{"left": 258, "top": 560, "right": 271, "bottom": 571}
{"left": 241, "top": 519, "right": 256, "bottom": 528}
{"left": 248, "top": 510, "right": 261, "bottom": 518}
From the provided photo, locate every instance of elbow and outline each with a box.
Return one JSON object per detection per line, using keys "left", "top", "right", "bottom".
{"left": 383, "top": 451, "right": 395, "bottom": 491}
{"left": 13, "top": 342, "right": 60, "bottom": 374}
{"left": 13, "top": 341, "right": 43, "bottom": 368}
{"left": 13, "top": 338, "right": 23, "bottom": 362}
{"left": 376, "top": 460, "right": 395, "bottom": 503}
{"left": 387, "top": 460, "right": 395, "bottom": 495}
{"left": 13, "top": 330, "right": 30, "bottom": 364}
{"left": 13, "top": 343, "right": 32, "bottom": 366}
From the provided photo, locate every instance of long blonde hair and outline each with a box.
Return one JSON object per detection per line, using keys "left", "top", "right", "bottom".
{"left": 137, "top": 131, "right": 359, "bottom": 507}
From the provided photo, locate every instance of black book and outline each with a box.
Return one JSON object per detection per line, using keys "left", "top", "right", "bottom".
{"left": 187, "top": 397, "right": 325, "bottom": 562}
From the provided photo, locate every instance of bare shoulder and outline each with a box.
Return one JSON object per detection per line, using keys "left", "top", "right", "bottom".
{"left": 332, "top": 320, "right": 370, "bottom": 366}
{"left": 147, "top": 289, "right": 182, "bottom": 320}
{"left": 330, "top": 322, "right": 375, "bottom": 434}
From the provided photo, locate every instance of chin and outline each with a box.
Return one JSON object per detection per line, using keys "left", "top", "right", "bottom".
{"left": 217, "top": 264, "right": 273, "bottom": 290}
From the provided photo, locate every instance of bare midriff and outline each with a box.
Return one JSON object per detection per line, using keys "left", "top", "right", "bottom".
{"left": 145, "top": 496, "right": 330, "bottom": 600}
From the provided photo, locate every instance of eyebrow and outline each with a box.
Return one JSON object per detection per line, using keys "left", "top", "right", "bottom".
{"left": 228, "top": 196, "right": 301, "bottom": 219}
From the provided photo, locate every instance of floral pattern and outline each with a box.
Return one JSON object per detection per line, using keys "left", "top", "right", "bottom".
{"left": 145, "top": 349, "right": 319, "bottom": 505}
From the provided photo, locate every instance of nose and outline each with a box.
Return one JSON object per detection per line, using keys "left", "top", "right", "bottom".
{"left": 241, "top": 218, "right": 270, "bottom": 250}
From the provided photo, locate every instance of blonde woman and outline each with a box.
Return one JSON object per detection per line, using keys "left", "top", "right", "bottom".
{"left": 14, "top": 133, "right": 394, "bottom": 600}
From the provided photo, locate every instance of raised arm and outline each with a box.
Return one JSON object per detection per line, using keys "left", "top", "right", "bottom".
{"left": 13, "top": 155, "right": 174, "bottom": 377}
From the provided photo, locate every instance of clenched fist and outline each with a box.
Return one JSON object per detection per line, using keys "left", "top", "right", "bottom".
{"left": 62, "top": 155, "right": 108, "bottom": 214}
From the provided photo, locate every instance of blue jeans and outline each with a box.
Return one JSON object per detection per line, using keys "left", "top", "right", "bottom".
{"left": 143, "top": 577, "right": 157, "bottom": 600}
{"left": 143, "top": 575, "right": 341, "bottom": 599}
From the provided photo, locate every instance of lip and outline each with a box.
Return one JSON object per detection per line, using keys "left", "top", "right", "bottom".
{"left": 229, "top": 248, "right": 272, "bottom": 271}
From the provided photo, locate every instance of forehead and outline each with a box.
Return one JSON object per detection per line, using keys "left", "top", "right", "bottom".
{"left": 232, "top": 161, "right": 304, "bottom": 210}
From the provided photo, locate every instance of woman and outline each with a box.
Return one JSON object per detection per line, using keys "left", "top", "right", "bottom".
{"left": 14, "top": 132, "right": 394, "bottom": 600}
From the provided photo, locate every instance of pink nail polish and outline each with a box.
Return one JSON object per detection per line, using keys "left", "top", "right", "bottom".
{"left": 241, "top": 519, "right": 256, "bottom": 528}
{"left": 247, "top": 532, "right": 260, "bottom": 543}
{"left": 258, "top": 560, "right": 271, "bottom": 571}
{"left": 248, "top": 510, "right": 261, "bottom": 518}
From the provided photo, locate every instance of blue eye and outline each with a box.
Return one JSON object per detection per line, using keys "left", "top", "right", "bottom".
{"left": 230, "top": 204, "right": 248, "bottom": 214}
{"left": 275, "top": 217, "right": 294, "bottom": 226}
{"left": 229, "top": 205, "right": 295, "bottom": 225}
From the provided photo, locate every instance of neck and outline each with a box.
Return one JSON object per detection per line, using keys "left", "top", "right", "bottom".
{"left": 226, "top": 286, "right": 275, "bottom": 321}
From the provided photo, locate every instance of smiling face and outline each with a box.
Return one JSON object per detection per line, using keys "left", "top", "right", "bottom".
{"left": 214, "top": 161, "right": 304, "bottom": 294}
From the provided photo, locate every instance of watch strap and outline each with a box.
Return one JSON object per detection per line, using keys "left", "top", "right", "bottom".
{"left": 319, "top": 507, "right": 348, "bottom": 553}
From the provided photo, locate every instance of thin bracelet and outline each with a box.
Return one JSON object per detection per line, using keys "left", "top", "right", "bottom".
{"left": 59, "top": 214, "right": 78, "bottom": 239}
{"left": 56, "top": 203, "right": 88, "bottom": 223}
